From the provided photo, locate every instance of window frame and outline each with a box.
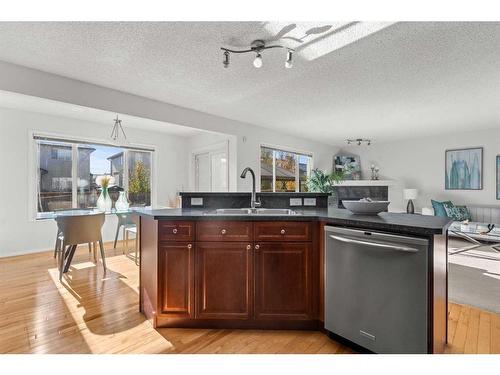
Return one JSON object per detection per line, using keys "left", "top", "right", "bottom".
{"left": 28, "top": 130, "right": 157, "bottom": 221}
{"left": 258, "top": 143, "right": 314, "bottom": 193}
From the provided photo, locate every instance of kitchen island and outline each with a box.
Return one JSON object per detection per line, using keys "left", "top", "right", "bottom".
{"left": 136, "top": 207, "right": 451, "bottom": 353}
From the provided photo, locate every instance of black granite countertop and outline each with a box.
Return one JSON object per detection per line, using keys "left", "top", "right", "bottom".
{"left": 135, "top": 208, "right": 452, "bottom": 236}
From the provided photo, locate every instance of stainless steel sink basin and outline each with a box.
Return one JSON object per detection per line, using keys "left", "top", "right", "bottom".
{"left": 212, "top": 208, "right": 253, "bottom": 215}
{"left": 207, "top": 208, "right": 300, "bottom": 215}
{"left": 254, "top": 208, "right": 300, "bottom": 215}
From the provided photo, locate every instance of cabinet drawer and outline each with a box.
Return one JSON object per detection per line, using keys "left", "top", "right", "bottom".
{"left": 159, "top": 221, "right": 194, "bottom": 241}
{"left": 254, "top": 221, "right": 312, "bottom": 242}
{"left": 196, "top": 221, "right": 253, "bottom": 242}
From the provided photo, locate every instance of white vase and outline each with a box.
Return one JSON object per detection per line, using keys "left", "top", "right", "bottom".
{"left": 96, "top": 187, "right": 112, "bottom": 212}
{"left": 115, "top": 191, "right": 130, "bottom": 211}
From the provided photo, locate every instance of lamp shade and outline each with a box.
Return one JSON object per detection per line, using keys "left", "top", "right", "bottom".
{"left": 404, "top": 189, "right": 418, "bottom": 200}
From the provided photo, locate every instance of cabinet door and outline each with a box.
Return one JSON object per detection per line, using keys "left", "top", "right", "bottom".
{"left": 196, "top": 242, "right": 253, "bottom": 319}
{"left": 159, "top": 242, "right": 194, "bottom": 318}
{"left": 254, "top": 242, "right": 312, "bottom": 320}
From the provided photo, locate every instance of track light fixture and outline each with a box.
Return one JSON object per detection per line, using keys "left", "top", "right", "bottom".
{"left": 346, "top": 138, "right": 371, "bottom": 146}
{"left": 221, "top": 40, "right": 294, "bottom": 69}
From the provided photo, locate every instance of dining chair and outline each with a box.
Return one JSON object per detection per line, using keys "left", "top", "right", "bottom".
{"left": 124, "top": 226, "right": 139, "bottom": 265}
{"left": 55, "top": 212, "right": 106, "bottom": 280}
{"left": 113, "top": 212, "right": 136, "bottom": 251}
{"left": 53, "top": 208, "right": 94, "bottom": 259}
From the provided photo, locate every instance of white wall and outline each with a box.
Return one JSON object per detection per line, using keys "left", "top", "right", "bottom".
{"left": 345, "top": 128, "right": 500, "bottom": 212}
{"left": 0, "top": 107, "right": 189, "bottom": 257}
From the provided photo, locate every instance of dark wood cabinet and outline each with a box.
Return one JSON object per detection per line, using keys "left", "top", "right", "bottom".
{"left": 254, "top": 221, "right": 312, "bottom": 242}
{"left": 196, "top": 241, "right": 253, "bottom": 319}
{"left": 196, "top": 221, "right": 253, "bottom": 242}
{"left": 142, "top": 219, "right": 317, "bottom": 329}
{"left": 254, "top": 242, "right": 312, "bottom": 320}
{"left": 158, "top": 242, "right": 194, "bottom": 318}
{"left": 159, "top": 221, "right": 194, "bottom": 242}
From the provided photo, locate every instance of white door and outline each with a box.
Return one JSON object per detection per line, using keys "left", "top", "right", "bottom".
{"left": 210, "top": 150, "right": 228, "bottom": 191}
{"left": 194, "top": 144, "right": 228, "bottom": 192}
{"left": 195, "top": 152, "right": 211, "bottom": 191}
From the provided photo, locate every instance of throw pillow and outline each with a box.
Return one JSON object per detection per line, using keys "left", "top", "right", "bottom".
{"left": 444, "top": 205, "right": 472, "bottom": 221}
{"left": 431, "top": 199, "right": 453, "bottom": 217}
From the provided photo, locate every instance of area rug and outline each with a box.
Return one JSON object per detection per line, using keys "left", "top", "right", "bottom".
{"left": 448, "top": 238, "right": 500, "bottom": 313}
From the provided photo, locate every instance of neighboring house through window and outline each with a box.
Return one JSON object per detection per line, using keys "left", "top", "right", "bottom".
{"left": 34, "top": 135, "right": 153, "bottom": 218}
{"left": 260, "top": 145, "right": 313, "bottom": 192}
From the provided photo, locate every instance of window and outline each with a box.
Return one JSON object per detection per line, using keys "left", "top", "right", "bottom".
{"left": 35, "top": 136, "right": 153, "bottom": 218}
{"left": 260, "top": 146, "right": 312, "bottom": 192}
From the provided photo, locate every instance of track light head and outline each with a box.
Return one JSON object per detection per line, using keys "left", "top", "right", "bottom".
{"left": 223, "top": 51, "right": 230, "bottom": 68}
{"left": 285, "top": 50, "right": 293, "bottom": 69}
{"left": 253, "top": 53, "right": 263, "bottom": 68}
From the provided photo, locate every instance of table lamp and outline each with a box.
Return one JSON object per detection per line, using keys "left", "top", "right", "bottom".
{"left": 404, "top": 189, "right": 418, "bottom": 214}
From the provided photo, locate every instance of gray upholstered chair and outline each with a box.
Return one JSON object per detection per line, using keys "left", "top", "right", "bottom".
{"left": 55, "top": 212, "right": 106, "bottom": 280}
{"left": 53, "top": 208, "right": 94, "bottom": 259}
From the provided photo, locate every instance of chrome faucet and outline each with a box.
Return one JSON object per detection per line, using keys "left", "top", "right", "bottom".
{"left": 240, "top": 167, "right": 261, "bottom": 209}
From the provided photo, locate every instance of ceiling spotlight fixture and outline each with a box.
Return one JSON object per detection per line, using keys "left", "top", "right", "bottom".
{"left": 223, "top": 50, "right": 230, "bottom": 68}
{"left": 221, "top": 39, "right": 294, "bottom": 69}
{"left": 253, "top": 53, "right": 263, "bottom": 68}
{"left": 285, "top": 50, "right": 293, "bottom": 68}
{"left": 346, "top": 138, "right": 371, "bottom": 146}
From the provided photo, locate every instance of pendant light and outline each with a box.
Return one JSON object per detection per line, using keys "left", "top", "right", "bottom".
{"left": 109, "top": 115, "right": 129, "bottom": 146}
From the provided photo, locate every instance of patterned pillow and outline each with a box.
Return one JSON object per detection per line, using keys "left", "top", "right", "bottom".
{"left": 431, "top": 200, "right": 453, "bottom": 217}
{"left": 444, "top": 204, "right": 472, "bottom": 221}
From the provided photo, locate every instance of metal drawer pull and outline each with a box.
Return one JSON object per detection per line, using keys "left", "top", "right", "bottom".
{"left": 172, "top": 228, "right": 178, "bottom": 234}
{"left": 280, "top": 229, "right": 286, "bottom": 235}
{"left": 255, "top": 244, "right": 260, "bottom": 250}
{"left": 246, "top": 244, "right": 251, "bottom": 250}
{"left": 329, "top": 235, "right": 418, "bottom": 253}
{"left": 221, "top": 229, "right": 227, "bottom": 235}
{"left": 187, "top": 244, "right": 192, "bottom": 249}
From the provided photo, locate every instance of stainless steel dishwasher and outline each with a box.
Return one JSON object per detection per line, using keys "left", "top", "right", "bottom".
{"left": 324, "top": 226, "right": 429, "bottom": 354}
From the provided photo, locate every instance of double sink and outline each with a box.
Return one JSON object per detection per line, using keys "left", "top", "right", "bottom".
{"left": 206, "top": 208, "right": 300, "bottom": 216}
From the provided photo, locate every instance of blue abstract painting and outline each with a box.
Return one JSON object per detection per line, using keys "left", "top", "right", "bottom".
{"left": 445, "top": 147, "right": 482, "bottom": 190}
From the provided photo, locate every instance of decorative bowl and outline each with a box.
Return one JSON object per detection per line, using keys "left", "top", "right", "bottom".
{"left": 343, "top": 200, "right": 390, "bottom": 215}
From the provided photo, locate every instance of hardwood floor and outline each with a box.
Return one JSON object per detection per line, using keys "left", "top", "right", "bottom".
{"left": 0, "top": 244, "right": 498, "bottom": 354}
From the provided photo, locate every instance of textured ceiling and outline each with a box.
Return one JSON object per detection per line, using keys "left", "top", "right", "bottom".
{"left": 0, "top": 22, "right": 499, "bottom": 145}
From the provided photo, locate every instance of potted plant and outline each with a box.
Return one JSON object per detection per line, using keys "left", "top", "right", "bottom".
{"left": 306, "top": 168, "right": 345, "bottom": 207}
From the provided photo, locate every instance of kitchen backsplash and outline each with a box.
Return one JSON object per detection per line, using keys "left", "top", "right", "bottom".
{"left": 179, "top": 192, "right": 330, "bottom": 209}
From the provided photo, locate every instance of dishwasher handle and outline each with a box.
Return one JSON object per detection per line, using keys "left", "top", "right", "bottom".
{"left": 329, "top": 234, "right": 419, "bottom": 253}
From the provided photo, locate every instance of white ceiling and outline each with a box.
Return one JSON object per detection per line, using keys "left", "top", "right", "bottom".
{"left": 0, "top": 22, "right": 499, "bottom": 145}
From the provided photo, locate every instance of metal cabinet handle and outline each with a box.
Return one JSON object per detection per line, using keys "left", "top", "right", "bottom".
{"left": 187, "top": 244, "right": 192, "bottom": 249}
{"left": 329, "top": 235, "right": 418, "bottom": 253}
{"left": 280, "top": 229, "right": 286, "bottom": 235}
{"left": 172, "top": 228, "right": 178, "bottom": 234}
{"left": 246, "top": 244, "right": 251, "bottom": 250}
{"left": 255, "top": 244, "right": 260, "bottom": 250}
{"left": 221, "top": 229, "right": 227, "bottom": 235}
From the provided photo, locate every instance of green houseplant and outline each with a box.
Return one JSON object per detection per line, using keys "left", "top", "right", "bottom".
{"left": 306, "top": 168, "right": 345, "bottom": 206}
{"left": 306, "top": 168, "right": 345, "bottom": 192}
